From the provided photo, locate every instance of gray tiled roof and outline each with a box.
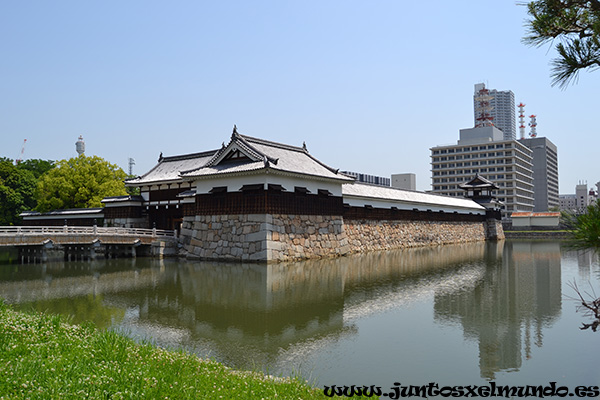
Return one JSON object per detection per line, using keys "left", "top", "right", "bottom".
{"left": 180, "top": 133, "right": 353, "bottom": 182}
{"left": 342, "top": 183, "right": 486, "bottom": 211}
{"left": 126, "top": 150, "right": 218, "bottom": 185}
{"left": 20, "top": 208, "right": 104, "bottom": 217}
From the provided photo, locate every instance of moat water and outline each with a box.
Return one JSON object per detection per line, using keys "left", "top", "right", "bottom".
{"left": 0, "top": 240, "right": 598, "bottom": 390}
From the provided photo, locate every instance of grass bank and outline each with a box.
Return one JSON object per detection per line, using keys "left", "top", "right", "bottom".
{"left": 0, "top": 302, "right": 328, "bottom": 399}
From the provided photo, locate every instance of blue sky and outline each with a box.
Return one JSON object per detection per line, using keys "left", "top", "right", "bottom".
{"left": 1, "top": 1, "right": 598, "bottom": 193}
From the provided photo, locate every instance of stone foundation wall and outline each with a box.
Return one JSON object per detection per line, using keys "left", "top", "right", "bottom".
{"left": 343, "top": 219, "right": 488, "bottom": 253}
{"left": 180, "top": 214, "right": 502, "bottom": 262}
{"left": 485, "top": 220, "right": 505, "bottom": 241}
{"left": 268, "top": 214, "right": 349, "bottom": 262}
{"left": 180, "top": 214, "right": 267, "bottom": 261}
{"left": 180, "top": 214, "right": 350, "bottom": 262}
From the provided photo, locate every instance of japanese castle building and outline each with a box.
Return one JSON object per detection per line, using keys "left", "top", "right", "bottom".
{"left": 104, "top": 127, "right": 502, "bottom": 262}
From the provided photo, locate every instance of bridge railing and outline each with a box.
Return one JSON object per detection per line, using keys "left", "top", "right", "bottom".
{"left": 0, "top": 226, "right": 177, "bottom": 238}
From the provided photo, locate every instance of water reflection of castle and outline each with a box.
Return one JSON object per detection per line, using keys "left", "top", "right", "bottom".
{"left": 0, "top": 241, "right": 564, "bottom": 377}
{"left": 102, "top": 243, "right": 494, "bottom": 370}
{"left": 433, "top": 241, "right": 562, "bottom": 380}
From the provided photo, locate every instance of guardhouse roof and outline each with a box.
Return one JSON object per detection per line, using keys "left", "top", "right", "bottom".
{"left": 180, "top": 127, "right": 353, "bottom": 183}
{"left": 125, "top": 150, "right": 218, "bottom": 186}
{"left": 459, "top": 174, "right": 499, "bottom": 190}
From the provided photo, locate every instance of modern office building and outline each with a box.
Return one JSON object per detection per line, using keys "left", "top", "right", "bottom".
{"left": 560, "top": 182, "right": 598, "bottom": 212}
{"left": 519, "top": 137, "right": 559, "bottom": 211}
{"left": 430, "top": 126, "right": 534, "bottom": 217}
{"left": 559, "top": 194, "right": 577, "bottom": 211}
{"left": 341, "top": 171, "right": 390, "bottom": 187}
{"left": 474, "top": 83, "right": 516, "bottom": 140}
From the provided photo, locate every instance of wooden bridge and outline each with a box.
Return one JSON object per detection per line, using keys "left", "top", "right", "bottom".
{"left": 0, "top": 226, "right": 178, "bottom": 263}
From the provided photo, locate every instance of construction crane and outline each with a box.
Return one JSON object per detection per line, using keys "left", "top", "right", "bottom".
{"left": 15, "top": 139, "right": 27, "bottom": 165}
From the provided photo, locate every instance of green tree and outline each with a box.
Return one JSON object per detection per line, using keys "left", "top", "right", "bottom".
{"left": 17, "top": 159, "right": 55, "bottom": 179}
{"left": 0, "top": 158, "right": 37, "bottom": 225}
{"left": 563, "top": 200, "right": 600, "bottom": 248}
{"left": 36, "top": 155, "right": 128, "bottom": 212}
{"left": 523, "top": 0, "right": 600, "bottom": 88}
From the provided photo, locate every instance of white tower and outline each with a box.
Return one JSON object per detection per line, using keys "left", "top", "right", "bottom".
{"left": 76, "top": 135, "right": 85, "bottom": 155}
{"left": 518, "top": 103, "right": 526, "bottom": 139}
{"left": 529, "top": 115, "right": 537, "bottom": 137}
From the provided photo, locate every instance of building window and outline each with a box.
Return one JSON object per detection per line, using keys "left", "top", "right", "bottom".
{"left": 294, "top": 187, "right": 311, "bottom": 194}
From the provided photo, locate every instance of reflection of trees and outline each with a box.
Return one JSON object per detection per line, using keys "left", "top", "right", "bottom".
{"left": 433, "top": 241, "right": 562, "bottom": 380}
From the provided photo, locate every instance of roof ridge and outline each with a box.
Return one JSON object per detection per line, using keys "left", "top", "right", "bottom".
{"left": 239, "top": 134, "right": 344, "bottom": 176}
{"left": 161, "top": 149, "right": 219, "bottom": 162}
{"left": 125, "top": 149, "right": 219, "bottom": 183}
{"left": 240, "top": 134, "right": 305, "bottom": 153}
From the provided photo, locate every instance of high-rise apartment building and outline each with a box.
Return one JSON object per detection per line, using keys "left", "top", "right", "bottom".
{"left": 520, "top": 137, "right": 559, "bottom": 211}
{"left": 474, "top": 83, "right": 516, "bottom": 140}
{"left": 430, "top": 126, "right": 534, "bottom": 216}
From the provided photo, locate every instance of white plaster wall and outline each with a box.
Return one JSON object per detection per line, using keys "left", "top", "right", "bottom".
{"left": 192, "top": 173, "right": 342, "bottom": 196}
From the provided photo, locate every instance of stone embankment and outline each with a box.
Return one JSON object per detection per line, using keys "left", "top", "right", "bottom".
{"left": 180, "top": 214, "right": 503, "bottom": 262}
{"left": 503, "top": 230, "right": 570, "bottom": 239}
{"left": 180, "top": 214, "right": 349, "bottom": 262}
{"left": 343, "top": 219, "right": 487, "bottom": 253}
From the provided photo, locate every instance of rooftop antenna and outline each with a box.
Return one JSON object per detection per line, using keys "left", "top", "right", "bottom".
{"left": 76, "top": 135, "right": 85, "bottom": 155}
{"left": 128, "top": 157, "right": 135, "bottom": 176}
{"left": 474, "top": 84, "right": 495, "bottom": 128}
{"left": 518, "top": 102, "right": 526, "bottom": 139}
{"left": 529, "top": 115, "right": 537, "bottom": 137}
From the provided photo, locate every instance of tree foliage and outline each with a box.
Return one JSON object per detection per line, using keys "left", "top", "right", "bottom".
{"left": 17, "top": 159, "right": 55, "bottom": 179}
{"left": 0, "top": 158, "right": 37, "bottom": 225}
{"left": 562, "top": 199, "right": 600, "bottom": 248}
{"left": 523, "top": 0, "right": 600, "bottom": 88}
{"left": 36, "top": 155, "right": 128, "bottom": 212}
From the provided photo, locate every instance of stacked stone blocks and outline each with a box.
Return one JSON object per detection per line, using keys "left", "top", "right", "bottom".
{"left": 180, "top": 213, "right": 503, "bottom": 262}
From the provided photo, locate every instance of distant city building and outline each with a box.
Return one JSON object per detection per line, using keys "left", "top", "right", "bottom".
{"left": 519, "top": 137, "right": 559, "bottom": 211}
{"left": 430, "top": 125, "right": 534, "bottom": 217}
{"left": 341, "top": 171, "right": 390, "bottom": 187}
{"left": 474, "top": 83, "right": 516, "bottom": 140}
{"left": 391, "top": 173, "right": 416, "bottom": 191}
{"left": 560, "top": 182, "right": 598, "bottom": 212}
{"left": 559, "top": 194, "right": 577, "bottom": 211}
